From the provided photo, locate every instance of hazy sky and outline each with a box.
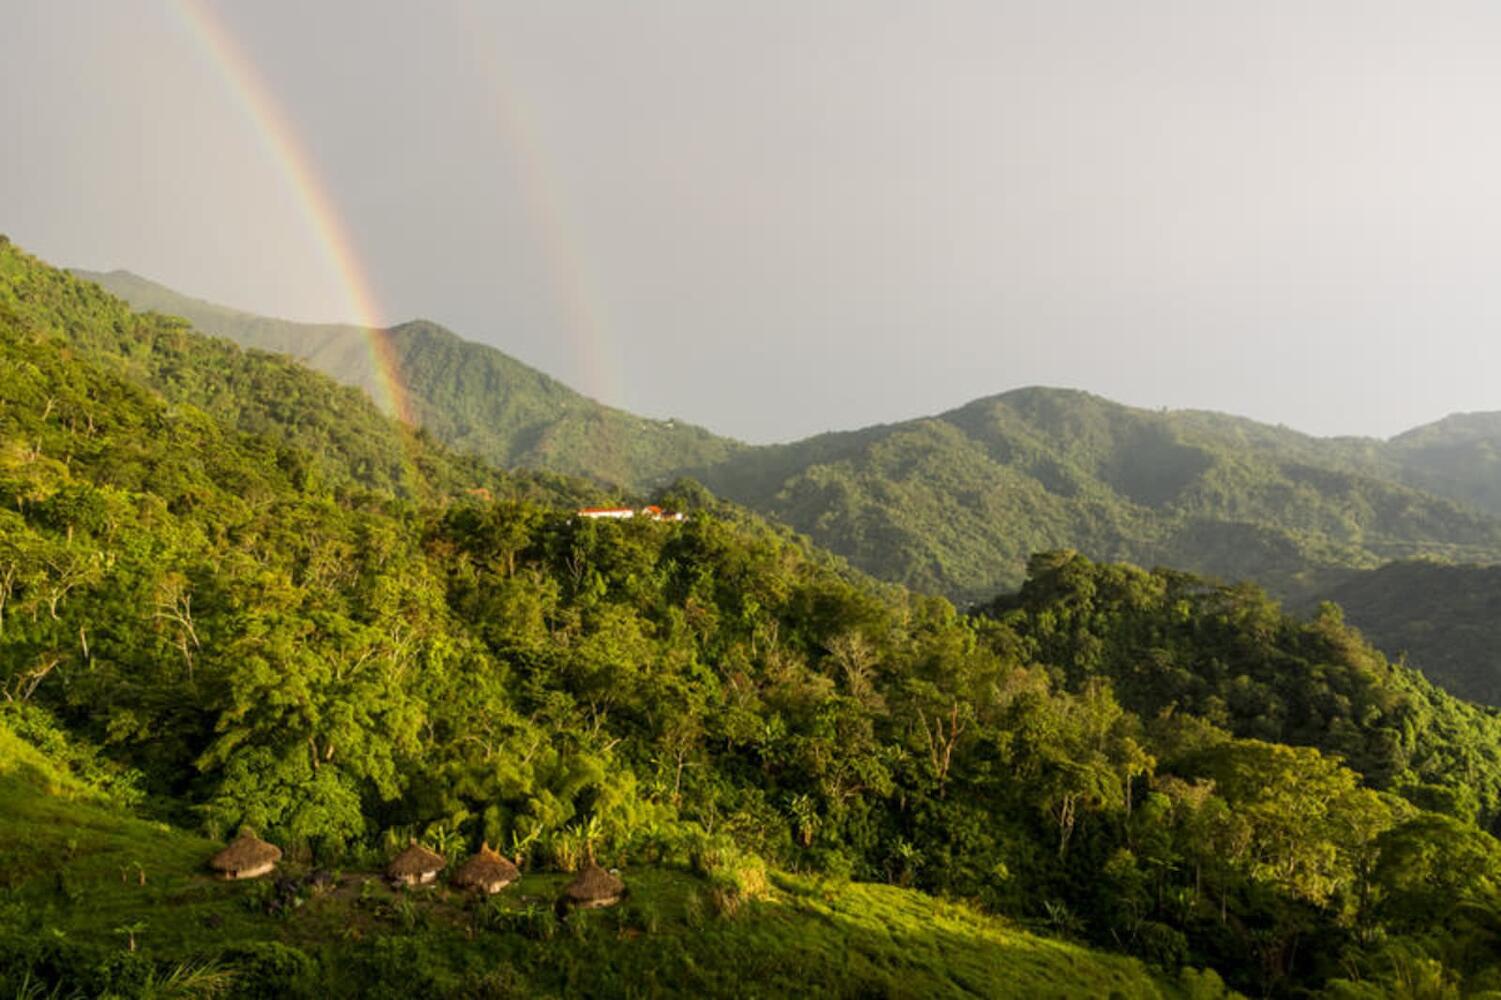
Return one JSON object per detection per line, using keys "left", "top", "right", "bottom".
{"left": 5, "top": 1, "right": 1501, "bottom": 443}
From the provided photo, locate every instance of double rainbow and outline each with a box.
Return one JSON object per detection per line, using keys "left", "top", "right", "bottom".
{"left": 169, "top": 1, "right": 627, "bottom": 423}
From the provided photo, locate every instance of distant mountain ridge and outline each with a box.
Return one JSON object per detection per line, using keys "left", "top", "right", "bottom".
{"left": 700, "top": 386, "right": 1501, "bottom": 600}
{"left": 73, "top": 269, "right": 746, "bottom": 489}
{"left": 77, "top": 267, "right": 1501, "bottom": 605}
{"left": 1294, "top": 560, "right": 1501, "bottom": 708}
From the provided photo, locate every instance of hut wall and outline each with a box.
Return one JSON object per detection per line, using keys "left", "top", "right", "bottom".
{"left": 223, "top": 860, "right": 276, "bottom": 880}
{"left": 575, "top": 893, "right": 621, "bottom": 909}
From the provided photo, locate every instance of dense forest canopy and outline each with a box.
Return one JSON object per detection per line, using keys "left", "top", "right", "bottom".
{"left": 4, "top": 241, "right": 1501, "bottom": 996}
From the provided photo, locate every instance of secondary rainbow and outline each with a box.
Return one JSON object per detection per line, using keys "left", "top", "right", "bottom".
{"left": 169, "top": 0, "right": 416, "bottom": 427}
{"left": 465, "top": 43, "right": 627, "bottom": 409}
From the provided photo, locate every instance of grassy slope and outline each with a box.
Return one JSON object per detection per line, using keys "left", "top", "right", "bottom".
{"left": 0, "top": 722, "right": 1207, "bottom": 999}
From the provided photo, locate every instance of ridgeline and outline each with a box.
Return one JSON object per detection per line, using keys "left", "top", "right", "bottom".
{"left": 81, "top": 267, "right": 1501, "bottom": 607}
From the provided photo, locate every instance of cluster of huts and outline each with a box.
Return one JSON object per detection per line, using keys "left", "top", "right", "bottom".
{"left": 207, "top": 830, "right": 625, "bottom": 911}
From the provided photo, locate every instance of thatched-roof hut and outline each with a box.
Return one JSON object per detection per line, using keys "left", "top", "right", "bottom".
{"left": 558, "top": 862, "right": 625, "bottom": 911}
{"left": 208, "top": 829, "right": 282, "bottom": 880}
{"left": 387, "top": 839, "right": 446, "bottom": 887}
{"left": 451, "top": 842, "right": 520, "bottom": 895}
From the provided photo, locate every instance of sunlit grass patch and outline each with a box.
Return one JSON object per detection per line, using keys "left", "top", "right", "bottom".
{"left": 0, "top": 731, "right": 1220, "bottom": 997}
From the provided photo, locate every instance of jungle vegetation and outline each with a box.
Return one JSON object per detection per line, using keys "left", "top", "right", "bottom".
{"left": 1, "top": 242, "right": 1496, "bottom": 996}
{"left": 84, "top": 267, "right": 1501, "bottom": 608}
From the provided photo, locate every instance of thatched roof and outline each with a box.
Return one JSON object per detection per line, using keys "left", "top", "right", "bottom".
{"left": 387, "top": 839, "right": 446, "bottom": 878}
{"left": 452, "top": 842, "right": 519, "bottom": 889}
{"left": 562, "top": 862, "right": 624, "bottom": 902}
{"left": 208, "top": 828, "right": 282, "bottom": 872}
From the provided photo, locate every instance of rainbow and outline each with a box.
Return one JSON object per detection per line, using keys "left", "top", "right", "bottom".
{"left": 459, "top": 35, "right": 626, "bottom": 408}
{"left": 168, "top": 0, "right": 416, "bottom": 428}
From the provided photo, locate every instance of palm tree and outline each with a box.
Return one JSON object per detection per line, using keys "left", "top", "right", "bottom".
{"left": 426, "top": 821, "right": 463, "bottom": 861}
{"left": 788, "top": 793, "right": 819, "bottom": 848}
{"left": 580, "top": 815, "right": 603, "bottom": 863}
{"left": 508, "top": 825, "right": 541, "bottom": 868}
{"left": 114, "top": 919, "right": 147, "bottom": 952}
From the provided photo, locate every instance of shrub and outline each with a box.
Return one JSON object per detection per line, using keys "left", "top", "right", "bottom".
{"left": 0, "top": 705, "right": 143, "bottom": 807}
{"left": 1177, "top": 967, "right": 1234, "bottom": 1000}
{"left": 624, "top": 899, "right": 662, "bottom": 935}
{"left": 545, "top": 828, "right": 587, "bottom": 873}
{"left": 484, "top": 901, "right": 557, "bottom": 941}
{"left": 351, "top": 937, "right": 462, "bottom": 1000}
{"left": 221, "top": 942, "right": 316, "bottom": 1000}
{"left": 682, "top": 889, "right": 707, "bottom": 930}
{"left": 690, "top": 838, "right": 770, "bottom": 901}
{"left": 1134, "top": 920, "right": 1188, "bottom": 970}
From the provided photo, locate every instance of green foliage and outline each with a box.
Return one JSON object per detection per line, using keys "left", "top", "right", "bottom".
{"left": 17, "top": 251, "right": 598, "bottom": 508}
{"left": 692, "top": 389, "right": 1501, "bottom": 604}
{"left": 1384, "top": 410, "right": 1501, "bottom": 516}
{"left": 84, "top": 269, "right": 1501, "bottom": 613}
{"left": 0, "top": 705, "right": 142, "bottom": 808}
{"left": 1305, "top": 559, "right": 1501, "bottom": 707}
{"left": 77, "top": 268, "right": 744, "bottom": 491}
{"left": 1, "top": 242, "right": 1498, "bottom": 995}
{"left": 985, "top": 551, "right": 1501, "bottom": 825}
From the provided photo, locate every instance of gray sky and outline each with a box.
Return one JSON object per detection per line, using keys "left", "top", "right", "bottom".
{"left": 5, "top": 1, "right": 1501, "bottom": 443}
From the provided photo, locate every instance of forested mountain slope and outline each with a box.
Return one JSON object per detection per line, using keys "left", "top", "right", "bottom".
{"left": 83, "top": 268, "right": 1501, "bottom": 607}
{"left": 6, "top": 240, "right": 1501, "bottom": 995}
{"left": 1303, "top": 560, "right": 1501, "bottom": 707}
{"left": 695, "top": 388, "right": 1501, "bottom": 601}
{"left": 1384, "top": 412, "right": 1501, "bottom": 516}
{"left": 16, "top": 251, "right": 591, "bottom": 507}
{"left": 76, "top": 268, "right": 745, "bottom": 488}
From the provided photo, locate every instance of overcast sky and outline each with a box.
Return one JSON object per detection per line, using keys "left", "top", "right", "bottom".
{"left": 5, "top": 1, "right": 1501, "bottom": 443}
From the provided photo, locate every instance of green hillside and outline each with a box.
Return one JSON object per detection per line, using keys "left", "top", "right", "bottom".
{"left": 75, "top": 268, "right": 746, "bottom": 489}
{"left": 1384, "top": 412, "right": 1501, "bottom": 516}
{"left": 0, "top": 712, "right": 1204, "bottom": 999}
{"left": 696, "top": 388, "right": 1501, "bottom": 602}
{"left": 7, "top": 240, "right": 1501, "bottom": 995}
{"left": 19, "top": 255, "right": 596, "bottom": 508}
{"left": 82, "top": 269, "right": 1501, "bottom": 608}
{"left": 1303, "top": 560, "right": 1501, "bottom": 707}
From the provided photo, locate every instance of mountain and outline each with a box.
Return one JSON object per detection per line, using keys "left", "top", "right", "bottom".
{"left": 1384, "top": 412, "right": 1501, "bottom": 516}
{"left": 9, "top": 238, "right": 1501, "bottom": 995}
{"left": 80, "top": 269, "right": 1501, "bottom": 609}
{"left": 74, "top": 268, "right": 745, "bottom": 489}
{"left": 16, "top": 256, "right": 600, "bottom": 507}
{"left": 1301, "top": 560, "right": 1501, "bottom": 707}
{"left": 695, "top": 388, "right": 1501, "bottom": 602}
